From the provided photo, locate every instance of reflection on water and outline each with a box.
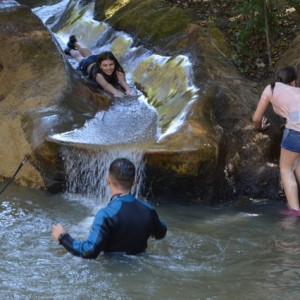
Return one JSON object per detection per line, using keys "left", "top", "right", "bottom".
{"left": 1, "top": 185, "right": 300, "bottom": 299}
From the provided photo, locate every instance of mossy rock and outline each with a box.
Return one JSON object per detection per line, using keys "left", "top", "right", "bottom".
{"left": 94, "top": 0, "right": 193, "bottom": 44}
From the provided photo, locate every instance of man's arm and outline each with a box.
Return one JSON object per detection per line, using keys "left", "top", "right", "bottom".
{"left": 151, "top": 210, "right": 167, "bottom": 240}
{"left": 51, "top": 211, "right": 111, "bottom": 259}
{"left": 51, "top": 223, "right": 82, "bottom": 256}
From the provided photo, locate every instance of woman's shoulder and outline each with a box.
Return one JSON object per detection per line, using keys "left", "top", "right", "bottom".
{"left": 262, "top": 82, "right": 294, "bottom": 94}
{"left": 89, "top": 63, "right": 99, "bottom": 80}
{"left": 277, "top": 82, "right": 300, "bottom": 92}
{"left": 261, "top": 84, "right": 272, "bottom": 96}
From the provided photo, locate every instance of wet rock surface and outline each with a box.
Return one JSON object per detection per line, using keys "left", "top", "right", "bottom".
{"left": 0, "top": 4, "right": 107, "bottom": 191}
{"left": 93, "top": 0, "right": 300, "bottom": 202}
{"left": 0, "top": 5, "right": 67, "bottom": 188}
{"left": 2, "top": 0, "right": 300, "bottom": 202}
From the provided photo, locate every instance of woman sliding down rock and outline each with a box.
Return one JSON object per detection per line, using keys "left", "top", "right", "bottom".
{"left": 64, "top": 35, "right": 136, "bottom": 98}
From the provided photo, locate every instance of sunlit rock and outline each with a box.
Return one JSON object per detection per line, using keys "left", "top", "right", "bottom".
{"left": 0, "top": 5, "right": 68, "bottom": 188}
{"left": 92, "top": 0, "right": 286, "bottom": 201}
{"left": 0, "top": 4, "right": 103, "bottom": 191}
{"left": 2, "top": 0, "right": 297, "bottom": 202}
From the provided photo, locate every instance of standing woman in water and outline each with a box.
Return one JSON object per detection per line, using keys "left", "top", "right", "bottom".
{"left": 252, "top": 65, "right": 300, "bottom": 214}
{"left": 64, "top": 35, "right": 136, "bottom": 97}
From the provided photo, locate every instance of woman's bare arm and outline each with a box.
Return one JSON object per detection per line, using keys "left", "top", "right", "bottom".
{"left": 252, "top": 96, "right": 270, "bottom": 130}
{"left": 117, "top": 71, "right": 136, "bottom": 96}
{"left": 95, "top": 73, "right": 124, "bottom": 97}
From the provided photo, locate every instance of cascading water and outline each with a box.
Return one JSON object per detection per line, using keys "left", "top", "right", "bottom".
{"left": 32, "top": 0, "right": 199, "bottom": 205}
{"left": 61, "top": 146, "right": 145, "bottom": 211}
{"left": 49, "top": 98, "right": 159, "bottom": 146}
{"left": 48, "top": 97, "right": 157, "bottom": 208}
{"left": 33, "top": 0, "right": 199, "bottom": 137}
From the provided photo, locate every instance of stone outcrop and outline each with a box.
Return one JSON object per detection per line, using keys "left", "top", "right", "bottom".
{"left": 0, "top": 3, "right": 108, "bottom": 191}
{"left": 93, "top": 0, "right": 286, "bottom": 201}
{"left": 0, "top": 4, "right": 67, "bottom": 188}
{"left": 2, "top": 0, "right": 300, "bottom": 203}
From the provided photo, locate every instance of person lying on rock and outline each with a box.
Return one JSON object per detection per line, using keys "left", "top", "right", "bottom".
{"left": 64, "top": 35, "right": 136, "bottom": 97}
{"left": 51, "top": 158, "right": 167, "bottom": 259}
{"left": 252, "top": 65, "right": 300, "bottom": 216}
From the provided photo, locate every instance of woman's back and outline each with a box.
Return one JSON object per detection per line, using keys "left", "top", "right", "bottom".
{"left": 261, "top": 82, "right": 300, "bottom": 131}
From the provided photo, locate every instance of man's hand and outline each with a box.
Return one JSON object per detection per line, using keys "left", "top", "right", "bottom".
{"left": 51, "top": 223, "right": 67, "bottom": 242}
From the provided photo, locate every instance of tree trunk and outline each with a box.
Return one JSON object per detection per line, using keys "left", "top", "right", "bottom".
{"left": 263, "top": 0, "right": 273, "bottom": 72}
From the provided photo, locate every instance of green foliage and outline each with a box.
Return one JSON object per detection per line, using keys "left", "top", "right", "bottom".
{"left": 233, "top": 0, "right": 278, "bottom": 56}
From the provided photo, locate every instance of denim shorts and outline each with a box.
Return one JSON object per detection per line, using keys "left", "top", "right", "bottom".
{"left": 78, "top": 54, "right": 98, "bottom": 76}
{"left": 281, "top": 128, "right": 300, "bottom": 153}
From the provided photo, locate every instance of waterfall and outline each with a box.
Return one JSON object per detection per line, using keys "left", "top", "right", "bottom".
{"left": 50, "top": 96, "right": 156, "bottom": 210}
{"left": 33, "top": 0, "right": 199, "bottom": 137}
{"left": 61, "top": 146, "right": 145, "bottom": 211}
{"left": 31, "top": 0, "right": 200, "bottom": 207}
{"left": 49, "top": 98, "right": 159, "bottom": 146}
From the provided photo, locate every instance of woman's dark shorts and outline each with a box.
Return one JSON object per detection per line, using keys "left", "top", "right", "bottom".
{"left": 78, "top": 54, "right": 98, "bottom": 76}
{"left": 281, "top": 128, "right": 300, "bottom": 153}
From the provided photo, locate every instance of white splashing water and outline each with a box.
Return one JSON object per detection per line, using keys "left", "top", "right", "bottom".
{"left": 61, "top": 146, "right": 145, "bottom": 212}
{"left": 33, "top": 0, "right": 199, "bottom": 138}
{"left": 49, "top": 97, "right": 158, "bottom": 146}
{"left": 0, "top": 0, "right": 19, "bottom": 8}
{"left": 31, "top": 0, "right": 199, "bottom": 209}
{"left": 32, "top": 0, "right": 70, "bottom": 25}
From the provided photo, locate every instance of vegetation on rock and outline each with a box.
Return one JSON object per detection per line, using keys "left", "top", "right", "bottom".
{"left": 167, "top": 0, "right": 300, "bottom": 82}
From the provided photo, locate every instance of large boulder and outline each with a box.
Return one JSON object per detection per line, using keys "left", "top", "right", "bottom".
{"left": 93, "top": 0, "right": 284, "bottom": 201}
{"left": 3, "top": 0, "right": 300, "bottom": 203}
{"left": 0, "top": 4, "right": 67, "bottom": 188}
{"left": 0, "top": 4, "right": 107, "bottom": 191}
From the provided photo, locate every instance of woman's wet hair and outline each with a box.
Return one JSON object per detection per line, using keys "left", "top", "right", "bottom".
{"left": 91, "top": 51, "right": 125, "bottom": 82}
{"left": 271, "top": 66, "right": 297, "bottom": 91}
{"left": 98, "top": 51, "right": 124, "bottom": 73}
{"left": 109, "top": 158, "right": 135, "bottom": 190}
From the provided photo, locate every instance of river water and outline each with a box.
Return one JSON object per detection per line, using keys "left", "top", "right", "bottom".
{"left": 1, "top": 185, "right": 299, "bottom": 300}
{"left": 2, "top": 1, "right": 300, "bottom": 299}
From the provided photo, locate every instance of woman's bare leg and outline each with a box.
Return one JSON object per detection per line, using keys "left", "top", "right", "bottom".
{"left": 294, "top": 158, "right": 300, "bottom": 185}
{"left": 66, "top": 41, "right": 91, "bottom": 62}
{"left": 69, "top": 49, "right": 84, "bottom": 62}
{"left": 74, "top": 42, "right": 91, "bottom": 57}
{"left": 280, "top": 147, "right": 300, "bottom": 210}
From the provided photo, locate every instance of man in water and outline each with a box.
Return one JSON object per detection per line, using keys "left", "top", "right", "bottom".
{"left": 51, "top": 158, "right": 167, "bottom": 259}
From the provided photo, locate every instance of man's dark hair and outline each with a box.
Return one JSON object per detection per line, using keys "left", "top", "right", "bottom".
{"left": 109, "top": 158, "right": 136, "bottom": 190}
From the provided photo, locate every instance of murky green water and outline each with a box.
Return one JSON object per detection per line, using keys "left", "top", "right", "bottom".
{"left": 1, "top": 185, "right": 299, "bottom": 299}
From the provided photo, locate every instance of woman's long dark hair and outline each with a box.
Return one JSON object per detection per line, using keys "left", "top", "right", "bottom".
{"left": 271, "top": 66, "right": 297, "bottom": 92}
{"left": 91, "top": 51, "right": 125, "bottom": 84}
